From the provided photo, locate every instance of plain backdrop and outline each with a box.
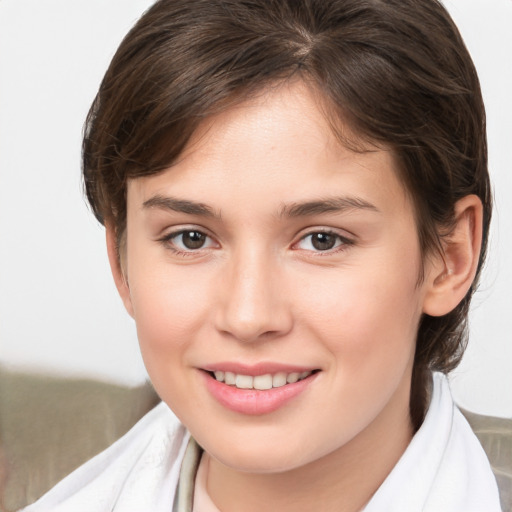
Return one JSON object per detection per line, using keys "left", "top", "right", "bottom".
{"left": 0, "top": 0, "right": 511, "bottom": 417}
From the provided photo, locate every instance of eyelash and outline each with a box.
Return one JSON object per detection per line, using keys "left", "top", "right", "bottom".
{"left": 158, "top": 228, "right": 354, "bottom": 257}
{"left": 293, "top": 230, "right": 354, "bottom": 255}
{"left": 158, "top": 229, "right": 218, "bottom": 257}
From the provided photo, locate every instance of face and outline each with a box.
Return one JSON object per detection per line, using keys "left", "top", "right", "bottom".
{"left": 118, "top": 81, "right": 437, "bottom": 473}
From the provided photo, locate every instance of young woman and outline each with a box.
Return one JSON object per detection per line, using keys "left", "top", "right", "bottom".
{"left": 22, "top": 0, "right": 501, "bottom": 510}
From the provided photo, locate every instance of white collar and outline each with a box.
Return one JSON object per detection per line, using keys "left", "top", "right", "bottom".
{"left": 364, "top": 373, "right": 501, "bottom": 512}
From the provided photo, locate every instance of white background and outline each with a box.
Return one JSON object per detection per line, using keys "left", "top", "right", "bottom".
{"left": 0, "top": 0, "right": 511, "bottom": 417}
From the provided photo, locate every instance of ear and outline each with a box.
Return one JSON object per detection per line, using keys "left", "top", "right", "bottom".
{"left": 422, "top": 195, "right": 483, "bottom": 317}
{"left": 106, "top": 223, "right": 135, "bottom": 318}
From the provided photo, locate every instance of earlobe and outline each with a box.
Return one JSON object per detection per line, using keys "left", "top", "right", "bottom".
{"left": 422, "top": 195, "right": 483, "bottom": 317}
{"left": 106, "top": 224, "right": 135, "bottom": 318}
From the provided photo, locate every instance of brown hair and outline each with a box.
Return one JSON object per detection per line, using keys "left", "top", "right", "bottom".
{"left": 82, "top": 0, "right": 490, "bottom": 428}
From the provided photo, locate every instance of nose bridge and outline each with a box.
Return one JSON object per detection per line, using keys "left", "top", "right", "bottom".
{"left": 215, "top": 243, "right": 290, "bottom": 342}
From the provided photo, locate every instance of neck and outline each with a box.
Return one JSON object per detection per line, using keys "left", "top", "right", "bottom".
{"left": 206, "top": 380, "right": 414, "bottom": 512}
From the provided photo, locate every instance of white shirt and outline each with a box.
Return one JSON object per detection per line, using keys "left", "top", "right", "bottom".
{"left": 21, "top": 373, "right": 501, "bottom": 512}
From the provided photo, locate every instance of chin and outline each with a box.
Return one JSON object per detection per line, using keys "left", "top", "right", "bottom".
{"left": 196, "top": 426, "right": 325, "bottom": 474}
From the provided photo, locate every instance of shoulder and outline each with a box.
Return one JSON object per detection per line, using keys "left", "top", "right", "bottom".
{"left": 423, "top": 374, "right": 503, "bottom": 511}
{"left": 21, "top": 402, "right": 189, "bottom": 512}
{"left": 365, "top": 373, "right": 503, "bottom": 512}
{"left": 460, "top": 407, "right": 512, "bottom": 512}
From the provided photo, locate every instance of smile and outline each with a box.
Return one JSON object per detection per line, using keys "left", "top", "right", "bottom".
{"left": 211, "top": 370, "right": 313, "bottom": 390}
{"left": 202, "top": 367, "right": 320, "bottom": 415}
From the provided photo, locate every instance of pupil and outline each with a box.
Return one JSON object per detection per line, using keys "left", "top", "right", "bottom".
{"left": 311, "top": 233, "right": 336, "bottom": 251}
{"left": 183, "top": 231, "right": 205, "bottom": 249}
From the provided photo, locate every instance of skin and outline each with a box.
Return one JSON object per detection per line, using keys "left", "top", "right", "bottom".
{"left": 108, "top": 81, "right": 482, "bottom": 512}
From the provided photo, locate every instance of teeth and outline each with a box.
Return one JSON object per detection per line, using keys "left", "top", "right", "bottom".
{"left": 286, "top": 372, "right": 300, "bottom": 384}
{"left": 235, "top": 374, "right": 253, "bottom": 389}
{"left": 253, "top": 374, "right": 273, "bottom": 390}
{"left": 224, "top": 372, "right": 236, "bottom": 385}
{"left": 272, "top": 372, "right": 287, "bottom": 388}
{"left": 212, "top": 370, "right": 313, "bottom": 389}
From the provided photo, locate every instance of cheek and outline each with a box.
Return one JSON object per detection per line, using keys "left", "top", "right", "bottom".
{"left": 127, "top": 262, "right": 212, "bottom": 359}
{"left": 293, "top": 266, "right": 421, "bottom": 432}
{"left": 127, "top": 269, "right": 214, "bottom": 413}
{"left": 294, "top": 258, "right": 422, "bottom": 369}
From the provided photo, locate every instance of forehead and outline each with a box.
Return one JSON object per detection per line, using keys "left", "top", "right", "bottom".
{"left": 127, "top": 80, "right": 410, "bottom": 218}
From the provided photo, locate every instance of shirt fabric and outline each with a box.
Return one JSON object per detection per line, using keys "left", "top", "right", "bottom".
{"left": 21, "top": 373, "right": 501, "bottom": 512}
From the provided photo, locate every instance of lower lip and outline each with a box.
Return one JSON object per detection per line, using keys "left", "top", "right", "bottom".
{"left": 202, "top": 371, "right": 318, "bottom": 415}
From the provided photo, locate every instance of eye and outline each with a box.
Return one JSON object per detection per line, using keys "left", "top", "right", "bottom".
{"left": 295, "top": 231, "right": 350, "bottom": 252}
{"left": 164, "top": 229, "right": 216, "bottom": 252}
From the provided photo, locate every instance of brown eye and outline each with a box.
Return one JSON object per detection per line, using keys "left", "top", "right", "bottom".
{"left": 180, "top": 231, "right": 207, "bottom": 249}
{"left": 310, "top": 232, "right": 337, "bottom": 251}
{"left": 164, "top": 229, "right": 216, "bottom": 252}
{"left": 295, "top": 231, "right": 350, "bottom": 253}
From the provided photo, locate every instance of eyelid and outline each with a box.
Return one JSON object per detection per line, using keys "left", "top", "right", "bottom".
{"left": 292, "top": 228, "right": 355, "bottom": 253}
{"left": 158, "top": 225, "right": 220, "bottom": 254}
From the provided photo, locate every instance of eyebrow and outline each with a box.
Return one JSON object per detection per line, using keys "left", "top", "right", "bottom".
{"left": 142, "top": 194, "right": 379, "bottom": 220}
{"left": 280, "top": 196, "right": 380, "bottom": 218}
{"left": 142, "top": 195, "right": 220, "bottom": 218}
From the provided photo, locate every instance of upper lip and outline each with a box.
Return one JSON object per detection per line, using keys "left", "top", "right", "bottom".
{"left": 201, "top": 362, "right": 319, "bottom": 376}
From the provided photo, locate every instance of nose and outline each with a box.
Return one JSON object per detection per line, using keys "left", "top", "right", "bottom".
{"left": 214, "top": 247, "right": 293, "bottom": 343}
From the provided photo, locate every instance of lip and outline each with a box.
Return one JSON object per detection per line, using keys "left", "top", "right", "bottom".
{"left": 202, "top": 362, "right": 317, "bottom": 376}
{"left": 201, "top": 367, "right": 319, "bottom": 415}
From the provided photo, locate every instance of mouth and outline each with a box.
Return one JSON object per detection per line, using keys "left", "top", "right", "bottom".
{"left": 201, "top": 367, "right": 320, "bottom": 415}
{"left": 207, "top": 370, "right": 317, "bottom": 390}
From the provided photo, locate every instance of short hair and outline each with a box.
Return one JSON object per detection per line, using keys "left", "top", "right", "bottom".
{"left": 82, "top": 0, "right": 490, "bottom": 428}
